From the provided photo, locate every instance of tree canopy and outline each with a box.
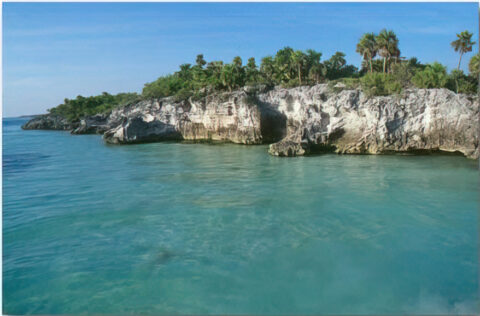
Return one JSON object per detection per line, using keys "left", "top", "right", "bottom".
{"left": 48, "top": 29, "right": 478, "bottom": 121}
{"left": 48, "top": 92, "right": 140, "bottom": 121}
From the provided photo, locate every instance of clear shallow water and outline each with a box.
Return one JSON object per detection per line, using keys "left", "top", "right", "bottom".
{"left": 3, "top": 117, "right": 479, "bottom": 314}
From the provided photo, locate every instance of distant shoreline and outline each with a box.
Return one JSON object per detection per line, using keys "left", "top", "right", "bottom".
{"left": 4, "top": 114, "right": 44, "bottom": 119}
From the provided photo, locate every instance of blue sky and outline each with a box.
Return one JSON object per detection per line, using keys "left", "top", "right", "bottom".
{"left": 3, "top": 2, "right": 478, "bottom": 117}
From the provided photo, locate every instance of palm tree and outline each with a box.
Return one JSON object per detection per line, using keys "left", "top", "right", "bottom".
{"left": 356, "top": 33, "right": 377, "bottom": 73}
{"left": 193, "top": 54, "right": 207, "bottom": 87}
{"left": 309, "top": 63, "right": 326, "bottom": 84}
{"left": 325, "top": 52, "right": 346, "bottom": 80}
{"left": 375, "top": 29, "right": 399, "bottom": 73}
{"left": 206, "top": 61, "right": 224, "bottom": 89}
{"left": 390, "top": 45, "right": 401, "bottom": 68}
{"left": 195, "top": 54, "right": 207, "bottom": 68}
{"left": 246, "top": 57, "right": 260, "bottom": 84}
{"left": 177, "top": 63, "right": 192, "bottom": 80}
{"left": 305, "top": 49, "right": 323, "bottom": 83}
{"left": 247, "top": 57, "right": 257, "bottom": 69}
{"left": 260, "top": 56, "right": 275, "bottom": 83}
{"left": 291, "top": 50, "right": 307, "bottom": 85}
{"left": 231, "top": 57, "right": 245, "bottom": 88}
{"left": 274, "top": 47, "right": 295, "bottom": 83}
{"left": 233, "top": 56, "right": 243, "bottom": 67}
{"left": 305, "top": 49, "right": 322, "bottom": 67}
{"left": 469, "top": 53, "right": 480, "bottom": 78}
{"left": 220, "top": 64, "right": 235, "bottom": 92}
{"left": 451, "top": 31, "right": 476, "bottom": 70}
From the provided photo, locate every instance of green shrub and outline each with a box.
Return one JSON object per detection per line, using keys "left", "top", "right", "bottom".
{"left": 327, "top": 78, "right": 360, "bottom": 93}
{"left": 446, "top": 70, "right": 478, "bottom": 94}
{"left": 469, "top": 53, "right": 480, "bottom": 79}
{"left": 341, "top": 78, "right": 360, "bottom": 89}
{"left": 173, "top": 87, "right": 193, "bottom": 102}
{"left": 282, "top": 78, "right": 301, "bottom": 88}
{"left": 411, "top": 62, "right": 448, "bottom": 89}
{"left": 142, "top": 75, "right": 186, "bottom": 99}
{"left": 360, "top": 73, "right": 402, "bottom": 97}
{"left": 390, "top": 62, "right": 416, "bottom": 88}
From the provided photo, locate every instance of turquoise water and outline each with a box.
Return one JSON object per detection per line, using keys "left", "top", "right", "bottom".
{"left": 3, "top": 117, "right": 479, "bottom": 314}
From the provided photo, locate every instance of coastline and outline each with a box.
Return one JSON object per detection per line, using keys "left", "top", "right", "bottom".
{"left": 21, "top": 84, "right": 479, "bottom": 159}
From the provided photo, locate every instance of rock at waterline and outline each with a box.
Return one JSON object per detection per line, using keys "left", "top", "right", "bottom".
{"left": 21, "top": 85, "right": 479, "bottom": 159}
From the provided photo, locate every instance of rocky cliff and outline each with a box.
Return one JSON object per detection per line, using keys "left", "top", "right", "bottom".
{"left": 22, "top": 114, "right": 77, "bottom": 131}
{"left": 22, "top": 85, "right": 479, "bottom": 159}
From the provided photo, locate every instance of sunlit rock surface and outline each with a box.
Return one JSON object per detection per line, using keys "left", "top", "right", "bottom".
{"left": 22, "top": 85, "right": 479, "bottom": 158}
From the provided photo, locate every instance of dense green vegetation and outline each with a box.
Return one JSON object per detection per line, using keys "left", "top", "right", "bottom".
{"left": 48, "top": 92, "right": 140, "bottom": 121}
{"left": 49, "top": 29, "right": 478, "bottom": 121}
{"left": 141, "top": 48, "right": 358, "bottom": 100}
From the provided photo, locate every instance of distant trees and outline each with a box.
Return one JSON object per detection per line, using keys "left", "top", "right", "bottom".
{"left": 107, "top": 30, "right": 480, "bottom": 107}
{"left": 353, "top": 29, "right": 478, "bottom": 95}
{"left": 48, "top": 29, "right": 479, "bottom": 121}
{"left": 140, "top": 46, "right": 360, "bottom": 100}
{"left": 48, "top": 92, "right": 139, "bottom": 121}
{"left": 451, "top": 31, "right": 476, "bottom": 70}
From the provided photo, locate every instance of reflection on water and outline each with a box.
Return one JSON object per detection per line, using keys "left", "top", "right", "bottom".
{"left": 3, "top": 117, "right": 479, "bottom": 314}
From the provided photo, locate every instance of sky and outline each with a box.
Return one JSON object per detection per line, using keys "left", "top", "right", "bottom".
{"left": 3, "top": 2, "right": 479, "bottom": 117}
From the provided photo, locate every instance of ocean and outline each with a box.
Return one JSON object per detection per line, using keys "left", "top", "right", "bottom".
{"left": 3, "top": 117, "right": 479, "bottom": 314}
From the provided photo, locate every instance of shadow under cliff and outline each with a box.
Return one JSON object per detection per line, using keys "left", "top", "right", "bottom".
{"left": 256, "top": 100, "right": 288, "bottom": 144}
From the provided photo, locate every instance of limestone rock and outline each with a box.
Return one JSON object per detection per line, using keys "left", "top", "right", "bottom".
{"left": 21, "top": 114, "right": 76, "bottom": 131}
{"left": 71, "top": 114, "right": 110, "bottom": 134}
{"left": 22, "top": 85, "right": 479, "bottom": 159}
{"left": 103, "top": 91, "right": 264, "bottom": 145}
{"left": 259, "top": 86, "right": 478, "bottom": 159}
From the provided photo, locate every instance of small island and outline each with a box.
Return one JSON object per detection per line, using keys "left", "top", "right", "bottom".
{"left": 23, "top": 30, "right": 479, "bottom": 158}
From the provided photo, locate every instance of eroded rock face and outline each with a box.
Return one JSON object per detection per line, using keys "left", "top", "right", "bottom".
{"left": 22, "top": 85, "right": 479, "bottom": 159}
{"left": 268, "top": 131, "right": 308, "bottom": 157}
{"left": 260, "top": 86, "right": 479, "bottom": 159}
{"left": 103, "top": 92, "right": 263, "bottom": 144}
{"left": 71, "top": 114, "right": 110, "bottom": 135}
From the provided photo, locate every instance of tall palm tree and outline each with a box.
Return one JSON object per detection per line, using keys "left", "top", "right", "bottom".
{"left": 451, "top": 31, "right": 476, "bottom": 70}
{"left": 356, "top": 33, "right": 377, "bottom": 73}
{"left": 305, "top": 49, "right": 323, "bottom": 83}
{"left": 246, "top": 57, "right": 259, "bottom": 84}
{"left": 375, "top": 29, "right": 399, "bottom": 73}
{"left": 291, "top": 50, "right": 307, "bottom": 85}
{"left": 231, "top": 57, "right": 245, "bottom": 87}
